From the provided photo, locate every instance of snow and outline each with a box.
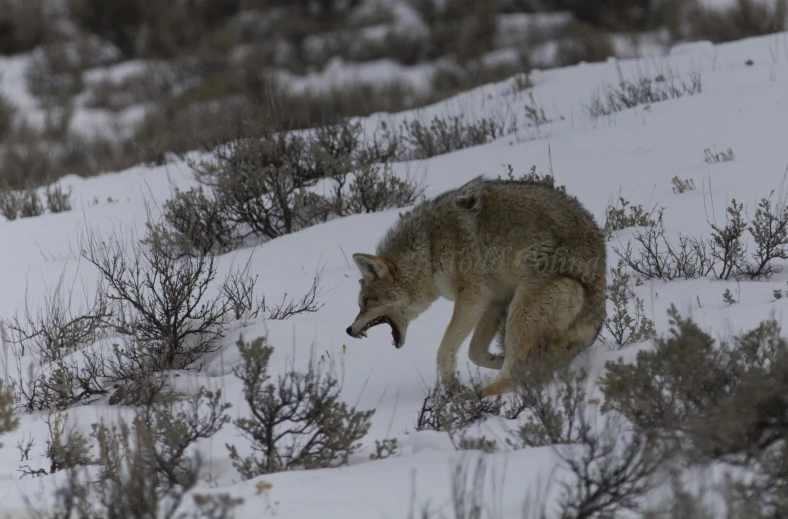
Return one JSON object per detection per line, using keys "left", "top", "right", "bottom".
{"left": 1, "top": 30, "right": 788, "bottom": 518}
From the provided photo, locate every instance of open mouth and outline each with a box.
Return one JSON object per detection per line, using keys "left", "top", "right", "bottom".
{"left": 358, "top": 315, "right": 402, "bottom": 348}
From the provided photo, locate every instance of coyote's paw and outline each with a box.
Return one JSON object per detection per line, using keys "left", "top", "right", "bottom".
{"left": 479, "top": 377, "right": 512, "bottom": 398}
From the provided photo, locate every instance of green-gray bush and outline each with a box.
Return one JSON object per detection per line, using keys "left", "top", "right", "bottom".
{"left": 602, "top": 305, "right": 788, "bottom": 465}
{"left": 26, "top": 387, "right": 240, "bottom": 519}
{"left": 226, "top": 335, "right": 375, "bottom": 478}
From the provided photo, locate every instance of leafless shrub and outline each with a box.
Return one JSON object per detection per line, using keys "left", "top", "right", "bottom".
{"left": 191, "top": 131, "right": 335, "bottom": 241}
{"left": 12, "top": 348, "right": 109, "bottom": 412}
{"left": 3, "top": 271, "right": 110, "bottom": 361}
{"left": 399, "top": 114, "right": 506, "bottom": 160}
{"left": 524, "top": 91, "right": 552, "bottom": 131}
{"left": 603, "top": 196, "right": 658, "bottom": 240}
{"left": 145, "top": 186, "right": 242, "bottom": 259}
{"left": 79, "top": 224, "right": 239, "bottom": 372}
{"left": 132, "top": 385, "right": 231, "bottom": 492}
{"left": 369, "top": 438, "right": 399, "bottom": 461}
{"left": 340, "top": 162, "right": 425, "bottom": 215}
{"left": 355, "top": 121, "right": 402, "bottom": 165}
{"left": 502, "top": 392, "right": 529, "bottom": 421}
{"left": 0, "top": 186, "right": 47, "bottom": 220}
{"left": 45, "top": 412, "right": 93, "bottom": 474}
{"left": 261, "top": 268, "right": 325, "bottom": 320}
{"left": 606, "top": 309, "right": 788, "bottom": 516}
{"left": 502, "top": 348, "right": 674, "bottom": 518}
{"left": 641, "top": 472, "right": 719, "bottom": 519}
{"left": 0, "top": 187, "right": 23, "bottom": 220}
{"left": 552, "top": 410, "right": 671, "bottom": 518}
{"left": 587, "top": 72, "right": 702, "bottom": 119}
{"left": 187, "top": 121, "right": 422, "bottom": 244}
{"left": 670, "top": 176, "right": 695, "bottom": 194}
{"left": 603, "top": 260, "right": 656, "bottom": 349}
{"left": 9, "top": 215, "right": 321, "bottom": 411}
{"left": 17, "top": 433, "right": 34, "bottom": 461}
{"left": 704, "top": 147, "right": 735, "bottom": 164}
{"left": 226, "top": 334, "right": 374, "bottom": 478}
{"left": 102, "top": 369, "right": 178, "bottom": 407}
{"left": 601, "top": 305, "right": 788, "bottom": 468}
{"left": 0, "top": 380, "right": 19, "bottom": 447}
{"left": 499, "top": 164, "right": 567, "bottom": 194}
{"left": 613, "top": 211, "right": 711, "bottom": 281}
{"left": 722, "top": 287, "right": 738, "bottom": 306}
{"left": 415, "top": 372, "right": 505, "bottom": 433}
{"left": 26, "top": 387, "right": 240, "bottom": 519}
{"left": 19, "top": 187, "right": 45, "bottom": 218}
{"left": 453, "top": 434, "right": 498, "bottom": 453}
{"left": 621, "top": 181, "right": 788, "bottom": 282}
{"left": 511, "top": 72, "right": 534, "bottom": 93}
{"left": 45, "top": 183, "right": 73, "bottom": 213}
{"left": 310, "top": 118, "right": 367, "bottom": 166}
{"left": 506, "top": 353, "right": 591, "bottom": 449}
{"left": 19, "top": 411, "right": 93, "bottom": 478}
{"left": 742, "top": 186, "right": 788, "bottom": 280}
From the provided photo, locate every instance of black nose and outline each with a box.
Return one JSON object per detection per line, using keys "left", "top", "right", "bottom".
{"left": 345, "top": 326, "right": 353, "bottom": 336}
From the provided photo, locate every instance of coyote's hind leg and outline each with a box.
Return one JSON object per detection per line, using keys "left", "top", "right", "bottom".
{"left": 480, "top": 276, "right": 586, "bottom": 398}
{"left": 467, "top": 300, "right": 507, "bottom": 371}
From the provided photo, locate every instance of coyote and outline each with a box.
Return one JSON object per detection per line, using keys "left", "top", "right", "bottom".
{"left": 345, "top": 176, "right": 606, "bottom": 397}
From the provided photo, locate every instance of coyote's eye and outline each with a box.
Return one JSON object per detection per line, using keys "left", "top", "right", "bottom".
{"left": 360, "top": 296, "right": 368, "bottom": 308}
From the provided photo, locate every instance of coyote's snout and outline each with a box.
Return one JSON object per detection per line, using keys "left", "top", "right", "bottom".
{"left": 345, "top": 176, "right": 606, "bottom": 398}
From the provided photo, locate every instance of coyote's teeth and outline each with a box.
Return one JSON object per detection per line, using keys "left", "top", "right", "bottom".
{"left": 359, "top": 330, "right": 368, "bottom": 338}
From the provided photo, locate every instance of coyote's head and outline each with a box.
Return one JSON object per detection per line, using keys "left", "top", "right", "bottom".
{"left": 345, "top": 253, "right": 419, "bottom": 349}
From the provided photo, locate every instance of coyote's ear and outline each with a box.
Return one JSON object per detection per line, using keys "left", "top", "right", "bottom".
{"left": 353, "top": 253, "right": 395, "bottom": 281}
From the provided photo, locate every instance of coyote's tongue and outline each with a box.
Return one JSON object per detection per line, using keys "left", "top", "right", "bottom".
{"left": 359, "top": 316, "right": 401, "bottom": 347}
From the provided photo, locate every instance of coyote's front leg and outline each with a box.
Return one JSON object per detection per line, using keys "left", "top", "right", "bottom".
{"left": 437, "top": 297, "right": 485, "bottom": 390}
{"left": 467, "top": 300, "right": 507, "bottom": 371}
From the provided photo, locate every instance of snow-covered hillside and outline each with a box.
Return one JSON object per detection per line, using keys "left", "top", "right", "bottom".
{"left": 1, "top": 31, "right": 788, "bottom": 518}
